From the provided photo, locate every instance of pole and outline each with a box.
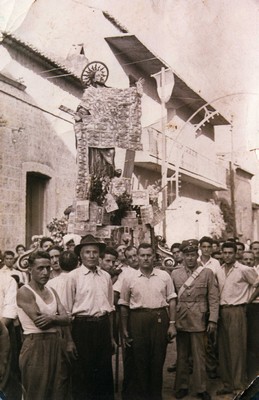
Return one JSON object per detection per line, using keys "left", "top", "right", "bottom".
{"left": 230, "top": 120, "right": 237, "bottom": 237}
{"left": 161, "top": 67, "right": 167, "bottom": 239}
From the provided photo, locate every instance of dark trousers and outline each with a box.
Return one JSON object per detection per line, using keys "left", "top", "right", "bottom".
{"left": 218, "top": 305, "right": 247, "bottom": 391}
{"left": 72, "top": 316, "right": 114, "bottom": 400}
{"left": 205, "top": 331, "right": 218, "bottom": 374}
{"left": 175, "top": 331, "right": 206, "bottom": 393}
{"left": 247, "top": 303, "right": 259, "bottom": 382}
{"left": 129, "top": 308, "right": 169, "bottom": 400}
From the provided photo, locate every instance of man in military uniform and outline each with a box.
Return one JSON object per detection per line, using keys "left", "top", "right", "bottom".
{"left": 171, "top": 240, "right": 219, "bottom": 400}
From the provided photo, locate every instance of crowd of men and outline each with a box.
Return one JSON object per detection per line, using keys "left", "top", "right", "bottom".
{"left": 0, "top": 233, "right": 259, "bottom": 400}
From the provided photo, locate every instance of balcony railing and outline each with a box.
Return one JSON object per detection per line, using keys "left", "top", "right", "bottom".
{"left": 142, "top": 127, "right": 227, "bottom": 188}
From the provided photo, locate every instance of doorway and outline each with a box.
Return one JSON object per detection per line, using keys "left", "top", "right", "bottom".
{"left": 26, "top": 172, "right": 49, "bottom": 247}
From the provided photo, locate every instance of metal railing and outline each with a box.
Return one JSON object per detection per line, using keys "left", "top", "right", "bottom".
{"left": 145, "top": 127, "right": 227, "bottom": 187}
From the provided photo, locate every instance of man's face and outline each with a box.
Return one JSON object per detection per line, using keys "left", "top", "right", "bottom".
{"left": 117, "top": 245, "right": 126, "bottom": 262}
{"left": 137, "top": 247, "right": 154, "bottom": 270}
{"left": 42, "top": 241, "right": 53, "bottom": 252}
{"left": 125, "top": 248, "right": 138, "bottom": 269}
{"left": 171, "top": 248, "right": 183, "bottom": 264}
{"left": 251, "top": 243, "right": 259, "bottom": 259}
{"left": 66, "top": 241, "right": 75, "bottom": 252}
{"left": 49, "top": 249, "right": 61, "bottom": 271}
{"left": 212, "top": 243, "right": 219, "bottom": 252}
{"left": 200, "top": 242, "right": 212, "bottom": 257}
{"left": 101, "top": 254, "right": 117, "bottom": 273}
{"left": 17, "top": 247, "right": 25, "bottom": 256}
{"left": 4, "top": 255, "right": 15, "bottom": 269}
{"left": 30, "top": 258, "right": 51, "bottom": 286}
{"left": 222, "top": 247, "right": 236, "bottom": 265}
{"left": 80, "top": 245, "right": 100, "bottom": 270}
{"left": 242, "top": 253, "right": 255, "bottom": 267}
{"left": 183, "top": 251, "right": 198, "bottom": 269}
{"left": 236, "top": 244, "right": 244, "bottom": 260}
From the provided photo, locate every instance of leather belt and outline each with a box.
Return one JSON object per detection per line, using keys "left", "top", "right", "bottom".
{"left": 131, "top": 307, "right": 166, "bottom": 313}
{"left": 74, "top": 314, "right": 109, "bottom": 322}
{"left": 220, "top": 303, "right": 246, "bottom": 309}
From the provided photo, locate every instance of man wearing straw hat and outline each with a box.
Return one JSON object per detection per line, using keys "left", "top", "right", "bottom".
{"left": 64, "top": 234, "right": 114, "bottom": 400}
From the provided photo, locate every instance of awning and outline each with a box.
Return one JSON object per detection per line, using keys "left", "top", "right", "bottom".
{"left": 105, "top": 34, "right": 229, "bottom": 126}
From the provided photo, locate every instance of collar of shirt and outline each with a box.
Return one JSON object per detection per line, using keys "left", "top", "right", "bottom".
{"left": 137, "top": 268, "right": 157, "bottom": 278}
{"left": 198, "top": 256, "right": 212, "bottom": 266}
{"left": 221, "top": 261, "right": 238, "bottom": 270}
{"left": 80, "top": 265, "right": 102, "bottom": 276}
{"left": 184, "top": 265, "right": 199, "bottom": 276}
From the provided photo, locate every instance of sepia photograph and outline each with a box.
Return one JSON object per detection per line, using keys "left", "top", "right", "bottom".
{"left": 0, "top": 0, "right": 258, "bottom": 399}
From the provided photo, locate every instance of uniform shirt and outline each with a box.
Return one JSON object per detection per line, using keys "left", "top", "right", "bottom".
{"left": 0, "top": 272, "right": 17, "bottom": 319}
{"left": 198, "top": 256, "right": 220, "bottom": 274}
{"left": 215, "top": 261, "right": 257, "bottom": 305}
{"left": 118, "top": 268, "right": 177, "bottom": 309}
{"left": 64, "top": 265, "right": 114, "bottom": 317}
{"left": 171, "top": 265, "right": 219, "bottom": 332}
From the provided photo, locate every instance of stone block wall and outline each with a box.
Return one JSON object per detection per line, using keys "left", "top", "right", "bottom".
{"left": 0, "top": 79, "right": 77, "bottom": 251}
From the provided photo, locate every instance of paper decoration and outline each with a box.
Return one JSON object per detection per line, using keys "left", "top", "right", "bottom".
{"left": 151, "top": 206, "right": 165, "bottom": 226}
{"left": 79, "top": 86, "right": 142, "bottom": 150}
{"left": 132, "top": 190, "right": 149, "bottom": 206}
{"left": 110, "top": 178, "right": 132, "bottom": 197}
{"left": 96, "top": 226, "right": 112, "bottom": 239}
{"left": 89, "top": 203, "right": 104, "bottom": 226}
{"left": 74, "top": 222, "right": 96, "bottom": 236}
{"left": 140, "top": 205, "right": 154, "bottom": 225}
{"left": 75, "top": 200, "right": 89, "bottom": 221}
{"left": 105, "top": 193, "right": 119, "bottom": 213}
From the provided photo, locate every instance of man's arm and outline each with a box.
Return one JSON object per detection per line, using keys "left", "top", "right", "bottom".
{"left": 242, "top": 266, "right": 258, "bottom": 285}
{"left": 2, "top": 276, "right": 17, "bottom": 326}
{"left": 206, "top": 270, "right": 219, "bottom": 336}
{"left": 17, "top": 287, "right": 70, "bottom": 330}
{"left": 118, "top": 276, "right": 132, "bottom": 347}
{"left": 120, "top": 305, "right": 132, "bottom": 348}
{"left": 33, "top": 289, "right": 71, "bottom": 329}
{"left": 167, "top": 298, "right": 177, "bottom": 342}
{"left": 17, "top": 286, "right": 41, "bottom": 322}
{"left": 0, "top": 320, "right": 10, "bottom": 381}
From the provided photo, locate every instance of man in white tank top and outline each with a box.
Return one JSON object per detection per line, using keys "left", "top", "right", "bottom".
{"left": 17, "top": 250, "right": 77, "bottom": 400}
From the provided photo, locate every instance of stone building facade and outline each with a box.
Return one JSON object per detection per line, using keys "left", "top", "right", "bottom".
{"left": 0, "top": 33, "right": 83, "bottom": 250}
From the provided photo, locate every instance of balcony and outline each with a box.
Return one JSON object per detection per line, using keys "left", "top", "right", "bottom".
{"left": 135, "top": 127, "right": 227, "bottom": 190}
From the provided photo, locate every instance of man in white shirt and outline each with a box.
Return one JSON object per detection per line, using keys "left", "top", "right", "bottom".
{"left": 198, "top": 236, "right": 220, "bottom": 274}
{"left": 64, "top": 235, "right": 114, "bottom": 400}
{"left": 198, "top": 236, "right": 220, "bottom": 379}
{"left": 215, "top": 241, "right": 258, "bottom": 395}
{"left": 1, "top": 251, "right": 23, "bottom": 284}
{"left": 119, "top": 243, "right": 177, "bottom": 400}
{"left": 250, "top": 241, "right": 259, "bottom": 269}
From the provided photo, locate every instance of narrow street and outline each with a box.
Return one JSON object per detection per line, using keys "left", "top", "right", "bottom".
{"left": 113, "top": 341, "right": 236, "bottom": 400}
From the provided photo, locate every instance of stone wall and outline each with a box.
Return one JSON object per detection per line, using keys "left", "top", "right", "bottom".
{"left": 0, "top": 78, "right": 77, "bottom": 251}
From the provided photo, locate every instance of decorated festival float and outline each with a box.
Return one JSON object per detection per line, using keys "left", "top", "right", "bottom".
{"left": 59, "top": 61, "right": 172, "bottom": 262}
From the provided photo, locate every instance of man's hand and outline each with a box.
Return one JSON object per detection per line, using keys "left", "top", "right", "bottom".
{"left": 122, "top": 332, "right": 133, "bottom": 348}
{"left": 207, "top": 321, "right": 217, "bottom": 345}
{"left": 167, "top": 324, "right": 177, "bottom": 343}
{"left": 66, "top": 340, "right": 78, "bottom": 361}
{"left": 33, "top": 313, "right": 55, "bottom": 329}
{"left": 111, "top": 337, "right": 117, "bottom": 355}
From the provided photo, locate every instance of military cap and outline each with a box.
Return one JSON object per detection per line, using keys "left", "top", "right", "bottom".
{"left": 180, "top": 239, "right": 199, "bottom": 253}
